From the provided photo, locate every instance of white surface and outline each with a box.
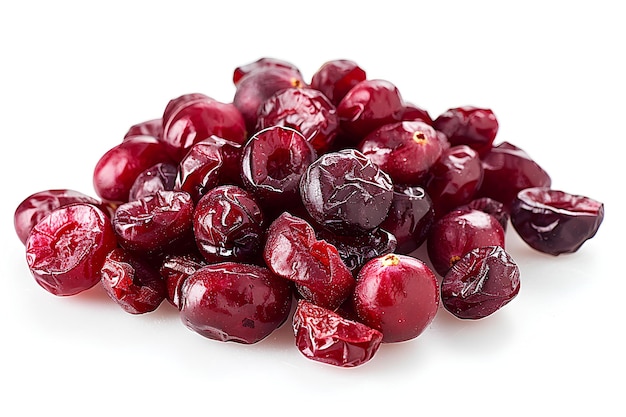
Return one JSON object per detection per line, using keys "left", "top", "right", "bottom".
{"left": 1, "top": 1, "right": 624, "bottom": 416}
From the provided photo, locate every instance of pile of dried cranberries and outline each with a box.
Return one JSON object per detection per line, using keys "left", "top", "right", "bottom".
{"left": 15, "top": 58, "right": 605, "bottom": 368}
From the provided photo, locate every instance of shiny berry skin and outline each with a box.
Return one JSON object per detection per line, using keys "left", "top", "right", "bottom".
{"left": 124, "top": 118, "right": 162, "bottom": 141}
{"left": 15, "top": 189, "right": 103, "bottom": 244}
{"left": 433, "top": 106, "right": 499, "bottom": 155}
{"left": 193, "top": 185, "right": 264, "bottom": 264}
{"left": 300, "top": 149, "right": 393, "bottom": 235}
{"left": 256, "top": 87, "right": 339, "bottom": 153}
{"left": 128, "top": 162, "right": 177, "bottom": 201}
{"left": 457, "top": 197, "right": 509, "bottom": 231}
{"left": 427, "top": 208, "right": 506, "bottom": 276}
{"left": 379, "top": 185, "right": 435, "bottom": 254}
{"left": 510, "top": 187, "right": 604, "bottom": 255}
{"left": 112, "top": 190, "right": 194, "bottom": 255}
{"left": 25, "top": 203, "right": 117, "bottom": 296}
{"left": 233, "top": 57, "right": 302, "bottom": 85}
{"left": 160, "top": 253, "right": 206, "bottom": 309}
{"left": 100, "top": 248, "right": 166, "bottom": 314}
{"left": 310, "top": 59, "right": 367, "bottom": 106}
{"left": 359, "top": 120, "right": 443, "bottom": 185}
{"left": 353, "top": 254, "right": 439, "bottom": 343}
{"left": 477, "top": 141, "right": 551, "bottom": 208}
{"left": 263, "top": 212, "right": 354, "bottom": 310}
{"left": 241, "top": 126, "right": 316, "bottom": 212}
{"left": 293, "top": 300, "right": 383, "bottom": 368}
{"left": 441, "top": 246, "right": 520, "bottom": 319}
{"left": 400, "top": 102, "right": 433, "bottom": 125}
{"left": 179, "top": 262, "right": 293, "bottom": 344}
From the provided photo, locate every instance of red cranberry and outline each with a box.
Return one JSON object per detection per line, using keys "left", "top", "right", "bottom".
{"left": 433, "top": 106, "right": 499, "bottom": 155}
{"left": 193, "top": 185, "right": 265, "bottom": 264}
{"left": 263, "top": 212, "right": 355, "bottom": 310}
{"left": 379, "top": 185, "right": 435, "bottom": 254}
{"left": 427, "top": 208, "right": 506, "bottom": 276}
{"left": 256, "top": 87, "right": 339, "bottom": 153}
{"left": 233, "top": 57, "right": 302, "bottom": 85}
{"left": 100, "top": 248, "right": 166, "bottom": 314}
{"left": 477, "top": 141, "right": 551, "bottom": 208}
{"left": 162, "top": 93, "right": 210, "bottom": 126}
{"left": 160, "top": 253, "right": 206, "bottom": 309}
{"left": 93, "top": 135, "right": 173, "bottom": 203}
{"left": 300, "top": 149, "right": 393, "bottom": 235}
{"left": 25, "top": 204, "right": 117, "bottom": 296}
{"left": 293, "top": 300, "right": 383, "bottom": 368}
{"left": 510, "top": 187, "right": 604, "bottom": 255}
{"left": 457, "top": 197, "right": 509, "bottom": 231}
{"left": 15, "top": 189, "right": 103, "bottom": 244}
{"left": 128, "top": 162, "right": 177, "bottom": 201}
{"left": 442, "top": 246, "right": 521, "bottom": 319}
{"left": 179, "top": 262, "right": 293, "bottom": 344}
{"left": 359, "top": 120, "right": 443, "bottom": 185}
{"left": 310, "top": 59, "right": 367, "bottom": 106}
{"left": 124, "top": 118, "right": 162, "bottom": 141}
{"left": 353, "top": 254, "right": 439, "bottom": 343}
{"left": 399, "top": 102, "right": 433, "bottom": 125}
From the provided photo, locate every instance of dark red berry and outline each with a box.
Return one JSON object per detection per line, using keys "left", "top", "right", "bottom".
{"left": 128, "top": 162, "right": 177, "bottom": 201}
{"left": 457, "top": 197, "right": 509, "bottom": 231}
{"left": 433, "top": 106, "right": 499, "bottom": 155}
{"left": 399, "top": 102, "right": 433, "bottom": 125}
{"left": 233, "top": 57, "right": 302, "bottom": 85}
{"left": 160, "top": 253, "right": 206, "bottom": 309}
{"left": 124, "top": 119, "right": 162, "bottom": 141}
{"left": 310, "top": 59, "right": 367, "bottom": 106}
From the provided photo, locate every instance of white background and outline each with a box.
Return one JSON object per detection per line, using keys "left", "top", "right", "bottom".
{"left": 1, "top": 1, "right": 624, "bottom": 415}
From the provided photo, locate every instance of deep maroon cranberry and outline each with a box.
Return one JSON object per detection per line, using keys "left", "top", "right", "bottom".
{"left": 161, "top": 94, "right": 247, "bottom": 162}
{"left": 477, "top": 141, "right": 552, "bottom": 208}
{"left": 256, "top": 87, "right": 339, "bottom": 153}
{"left": 25, "top": 204, "right": 117, "bottom": 296}
{"left": 193, "top": 185, "right": 265, "bottom": 264}
{"left": 128, "top": 162, "right": 177, "bottom": 201}
{"left": 353, "top": 254, "right": 439, "bottom": 343}
{"left": 379, "top": 185, "right": 435, "bottom": 254}
{"left": 424, "top": 145, "right": 484, "bottom": 217}
{"left": 93, "top": 135, "right": 174, "bottom": 203}
{"left": 510, "top": 187, "right": 604, "bottom": 255}
{"left": 233, "top": 57, "right": 302, "bottom": 85}
{"left": 433, "top": 106, "right": 499, "bottom": 155}
{"left": 300, "top": 149, "right": 393, "bottom": 235}
{"left": 442, "top": 246, "right": 521, "bottom": 319}
{"left": 162, "top": 93, "right": 210, "bottom": 126}
{"left": 457, "top": 197, "right": 509, "bottom": 231}
{"left": 359, "top": 120, "right": 443, "bottom": 185}
{"left": 310, "top": 59, "right": 367, "bottom": 106}
{"left": 160, "top": 253, "right": 206, "bottom": 309}
{"left": 124, "top": 118, "right": 162, "bottom": 141}
{"left": 399, "top": 102, "right": 433, "bottom": 125}
{"left": 15, "top": 189, "right": 104, "bottom": 244}
{"left": 427, "top": 208, "right": 506, "bottom": 276}
{"left": 263, "top": 212, "right": 355, "bottom": 310}
{"left": 233, "top": 67, "right": 306, "bottom": 133}
{"left": 179, "top": 262, "right": 293, "bottom": 344}
{"left": 293, "top": 300, "right": 383, "bottom": 368}
{"left": 100, "top": 248, "right": 166, "bottom": 314}
{"left": 336, "top": 79, "right": 405, "bottom": 142}
{"left": 113, "top": 190, "right": 194, "bottom": 255}
{"left": 175, "top": 136, "right": 242, "bottom": 203}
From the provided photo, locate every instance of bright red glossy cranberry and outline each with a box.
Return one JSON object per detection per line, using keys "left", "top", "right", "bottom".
{"left": 442, "top": 246, "right": 520, "bottom": 319}
{"left": 510, "top": 187, "right": 604, "bottom": 255}
{"left": 353, "top": 254, "right": 439, "bottom": 343}
{"left": 93, "top": 135, "right": 173, "bottom": 203}
{"left": 233, "top": 57, "right": 302, "bottom": 85}
{"left": 424, "top": 145, "right": 483, "bottom": 217}
{"left": 379, "top": 185, "right": 435, "bottom": 254}
{"left": 457, "top": 197, "right": 509, "bottom": 231}
{"left": 256, "top": 87, "right": 339, "bottom": 153}
{"left": 113, "top": 190, "right": 194, "bottom": 255}
{"left": 310, "top": 59, "right": 367, "bottom": 106}
{"left": 25, "top": 204, "right": 117, "bottom": 296}
{"left": 233, "top": 67, "right": 306, "bottom": 133}
{"left": 128, "top": 162, "right": 177, "bottom": 201}
{"left": 293, "top": 300, "right": 383, "bottom": 368}
{"left": 433, "top": 106, "right": 499, "bottom": 155}
{"left": 477, "top": 141, "right": 551, "bottom": 208}
{"left": 427, "top": 208, "right": 506, "bottom": 276}
{"left": 160, "top": 253, "right": 206, "bottom": 309}
{"left": 15, "top": 189, "right": 103, "bottom": 244}
{"left": 162, "top": 93, "right": 210, "bottom": 126}
{"left": 399, "top": 102, "right": 433, "bottom": 125}
{"left": 124, "top": 119, "right": 162, "bottom": 141}
{"left": 100, "top": 248, "right": 166, "bottom": 314}
{"left": 179, "top": 262, "right": 293, "bottom": 344}
{"left": 336, "top": 79, "right": 405, "bottom": 142}
{"left": 193, "top": 185, "right": 265, "bottom": 264}
{"left": 300, "top": 149, "right": 393, "bottom": 235}
{"left": 161, "top": 94, "right": 247, "bottom": 162}
{"left": 359, "top": 120, "right": 443, "bottom": 185}
{"left": 175, "top": 136, "right": 242, "bottom": 203}
{"left": 263, "top": 212, "right": 355, "bottom": 310}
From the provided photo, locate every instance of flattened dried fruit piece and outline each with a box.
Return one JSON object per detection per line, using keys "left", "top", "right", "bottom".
{"left": 293, "top": 300, "right": 383, "bottom": 368}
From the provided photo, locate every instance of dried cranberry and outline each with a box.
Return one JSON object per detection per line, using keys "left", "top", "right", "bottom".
{"left": 510, "top": 187, "right": 604, "bottom": 255}
{"left": 433, "top": 106, "right": 499, "bottom": 155}
{"left": 128, "top": 162, "right": 177, "bottom": 201}
{"left": 160, "top": 253, "right": 206, "bottom": 309}
{"left": 399, "top": 102, "right": 433, "bottom": 125}
{"left": 310, "top": 59, "right": 367, "bottom": 106}
{"left": 293, "top": 300, "right": 383, "bottom": 367}
{"left": 441, "top": 246, "right": 520, "bottom": 319}
{"left": 25, "top": 204, "right": 117, "bottom": 296}
{"left": 457, "top": 197, "right": 509, "bottom": 231}
{"left": 233, "top": 57, "right": 302, "bottom": 85}
{"left": 124, "top": 119, "right": 162, "bottom": 141}
{"left": 179, "top": 262, "right": 293, "bottom": 344}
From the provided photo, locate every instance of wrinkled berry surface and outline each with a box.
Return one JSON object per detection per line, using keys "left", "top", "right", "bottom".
{"left": 160, "top": 253, "right": 206, "bottom": 309}
{"left": 310, "top": 59, "right": 366, "bottom": 106}
{"left": 129, "top": 162, "right": 177, "bottom": 201}
{"left": 433, "top": 106, "right": 498, "bottom": 155}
